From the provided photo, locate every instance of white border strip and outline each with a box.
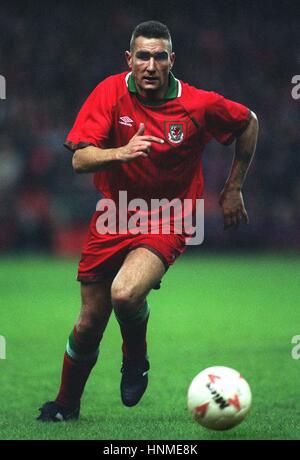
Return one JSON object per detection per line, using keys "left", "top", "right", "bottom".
{"left": 176, "top": 79, "right": 182, "bottom": 97}
{"left": 125, "top": 72, "right": 132, "bottom": 87}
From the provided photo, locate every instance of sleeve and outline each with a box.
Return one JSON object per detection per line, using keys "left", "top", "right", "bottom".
{"left": 205, "top": 92, "right": 251, "bottom": 145}
{"left": 64, "top": 79, "right": 113, "bottom": 152}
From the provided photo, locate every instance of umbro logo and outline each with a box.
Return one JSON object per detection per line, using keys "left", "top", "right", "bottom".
{"left": 119, "top": 116, "right": 134, "bottom": 127}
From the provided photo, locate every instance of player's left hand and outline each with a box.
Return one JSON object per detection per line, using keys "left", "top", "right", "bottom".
{"left": 219, "top": 187, "right": 249, "bottom": 230}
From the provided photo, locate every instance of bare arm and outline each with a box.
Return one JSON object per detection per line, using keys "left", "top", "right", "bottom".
{"left": 219, "top": 111, "right": 259, "bottom": 229}
{"left": 72, "top": 123, "right": 164, "bottom": 173}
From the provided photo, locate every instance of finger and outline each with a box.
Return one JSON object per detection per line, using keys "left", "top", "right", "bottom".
{"left": 223, "top": 213, "right": 233, "bottom": 230}
{"left": 133, "top": 142, "right": 151, "bottom": 153}
{"left": 130, "top": 147, "right": 148, "bottom": 158}
{"left": 241, "top": 208, "right": 249, "bottom": 224}
{"left": 133, "top": 151, "right": 148, "bottom": 158}
{"left": 125, "top": 151, "right": 148, "bottom": 161}
{"left": 224, "top": 212, "right": 240, "bottom": 230}
{"left": 135, "top": 123, "right": 145, "bottom": 137}
{"left": 229, "top": 213, "right": 238, "bottom": 229}
{"left": 234, "top": 213, "right": 240, "bottom": 229}
{"left": 138, "top": 135, "right": 165, "bottom": 144}
{"left": 237, "top": 209, "right": 245, "bottom": 227}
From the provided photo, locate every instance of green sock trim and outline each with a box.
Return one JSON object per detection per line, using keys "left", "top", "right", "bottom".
{"left": 115, "top": 301, "right": 150, "bottom": 326}
{"left": 66, "top": 330, "right": 99, "bottom": 362}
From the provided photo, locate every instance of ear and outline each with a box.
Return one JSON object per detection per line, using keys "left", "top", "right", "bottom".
{"left": 125, "top": 50, "right": 132, "bottom": 69}
{"left": 170, "top": 52, "right": 175, "bottom": 69}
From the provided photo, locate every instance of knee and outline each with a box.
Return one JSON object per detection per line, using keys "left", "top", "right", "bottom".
{"left": 76, "top": 310, "right": 101, "bottom": 339}
{"left": 111, "top": 282, "right": 143, "bottom": 312}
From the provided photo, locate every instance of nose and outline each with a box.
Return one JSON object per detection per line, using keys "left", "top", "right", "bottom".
{"left": 147, "top": 57, "right": 156, "bottom": 72}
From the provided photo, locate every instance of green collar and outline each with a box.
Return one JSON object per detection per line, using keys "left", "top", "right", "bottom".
{"left": 127, "top": 72, "right": 178, "bottom": 101}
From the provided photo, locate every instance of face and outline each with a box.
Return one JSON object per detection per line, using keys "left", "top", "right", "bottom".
{"left": 126, "top": 36, "right": 175, "bottom": 100}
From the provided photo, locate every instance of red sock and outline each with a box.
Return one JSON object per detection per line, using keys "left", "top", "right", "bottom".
{"left": 55, "top": 326, "right": 100, "bottom": 409}
{"left": 120, "top": 315, "right": 149, "bottom": 361}
{"left": 55, "top": 352, "right": 97, "bottom": 409}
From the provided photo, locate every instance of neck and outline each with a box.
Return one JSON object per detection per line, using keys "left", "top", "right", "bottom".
{"left": 135, "top": 81, "right": 169, "bottom": 102}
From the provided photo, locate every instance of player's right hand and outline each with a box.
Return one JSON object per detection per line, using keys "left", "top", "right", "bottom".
{"left": 116, "top": 123, "right": 164, "bottom": 162}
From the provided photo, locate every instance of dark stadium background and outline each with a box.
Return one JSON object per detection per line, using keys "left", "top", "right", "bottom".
{"left": 0, "top": 0, "right": 299, "bottom": 255}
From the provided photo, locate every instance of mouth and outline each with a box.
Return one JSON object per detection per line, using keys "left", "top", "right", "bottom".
{"left": 143, "top": 76, "right": 159, "bottom": 83}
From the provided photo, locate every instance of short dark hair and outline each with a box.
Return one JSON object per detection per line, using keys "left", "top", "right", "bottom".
{"left": 130, "top": 20, "right": 172, "bottom": 51}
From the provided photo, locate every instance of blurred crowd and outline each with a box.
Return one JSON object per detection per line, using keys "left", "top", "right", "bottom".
{"left": 0, "top": 0, "right": 299, "bottom": 255}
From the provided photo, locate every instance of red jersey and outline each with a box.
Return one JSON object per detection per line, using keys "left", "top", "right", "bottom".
{"left": 65, "top": 72, "right": 250, "bottom": 233}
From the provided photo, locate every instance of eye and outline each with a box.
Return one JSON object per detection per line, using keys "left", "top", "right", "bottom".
{"left": 135, "top": 51, "right": 169, "bottom": 61}
{"left": 153, "top": 52, "right": 169, "bottom": 61}
{"left": 135, "top": 51, "right": 151, "bottom": 61}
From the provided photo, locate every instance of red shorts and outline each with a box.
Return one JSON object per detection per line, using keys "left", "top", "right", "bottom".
{"left": 77, "top": 211, "right": 186, "bottom": 284}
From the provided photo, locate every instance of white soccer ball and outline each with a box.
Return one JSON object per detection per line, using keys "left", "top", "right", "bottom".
{"left": 187, "top": 366, "right": 252, "bottom": 430}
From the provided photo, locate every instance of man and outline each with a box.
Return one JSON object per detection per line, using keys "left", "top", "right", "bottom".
{"left": 37, "top": 20, "right": 258, "bottom": 421}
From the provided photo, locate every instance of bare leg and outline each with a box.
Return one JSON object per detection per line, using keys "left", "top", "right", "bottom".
{"left": 111, "top": 248, "right": 166, "bottom": 406}
{"left": 111, "top": 247, "right": 165, "bottom": 316}
{"left": 76, "top": 280, "right": 113, "bottom": 342}
{"left": 55, "top": 279, "right": 113, "bottom": 409}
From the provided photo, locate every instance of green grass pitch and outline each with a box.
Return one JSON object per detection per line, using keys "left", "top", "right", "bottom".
{"left": 0, "top": 253, "right": 300, "bottom": 440}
